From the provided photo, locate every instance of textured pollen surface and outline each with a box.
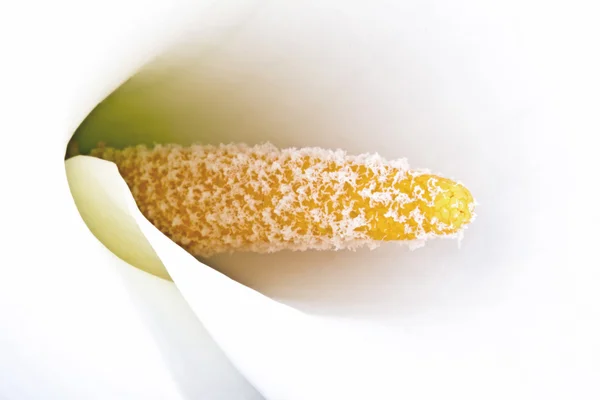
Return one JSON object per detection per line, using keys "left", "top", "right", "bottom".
{"left": 90, "top": 143, "right": 475, "bottom": 256}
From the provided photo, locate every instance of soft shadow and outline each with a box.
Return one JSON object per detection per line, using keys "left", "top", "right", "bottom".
{"left": 203, "top": 222, "right": 505, "bottom": 322}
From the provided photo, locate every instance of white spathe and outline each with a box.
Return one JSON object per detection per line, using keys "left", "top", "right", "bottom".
{"left": 1, "top": 0, "right": 597, "bottom": 400}
{"left": 1, "top": 0, "right": 262, "bottom": 398}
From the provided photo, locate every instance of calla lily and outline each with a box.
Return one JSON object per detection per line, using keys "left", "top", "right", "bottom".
{"left": 2, "top": 0, "right": 594, "bottom": 399}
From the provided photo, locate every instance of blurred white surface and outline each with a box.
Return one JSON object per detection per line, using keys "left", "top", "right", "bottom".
{"left": 1, "top": 0, "right": 598, "bottom": 399}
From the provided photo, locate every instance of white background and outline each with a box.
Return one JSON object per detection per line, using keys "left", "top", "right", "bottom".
{"left": 1, "top": 0, "right": 598, "bottom": 399}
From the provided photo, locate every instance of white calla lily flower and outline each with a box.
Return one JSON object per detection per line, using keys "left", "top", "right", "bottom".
{"left": 2, "top": 0, "right": 597, "bottom": 399}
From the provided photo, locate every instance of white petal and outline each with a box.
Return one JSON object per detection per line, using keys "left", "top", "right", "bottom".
{"left": 66, "top": 156, "right": 263, "bottom": 399}
{"left": 1, "top": 0, "right": 262, "bottom": 398}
